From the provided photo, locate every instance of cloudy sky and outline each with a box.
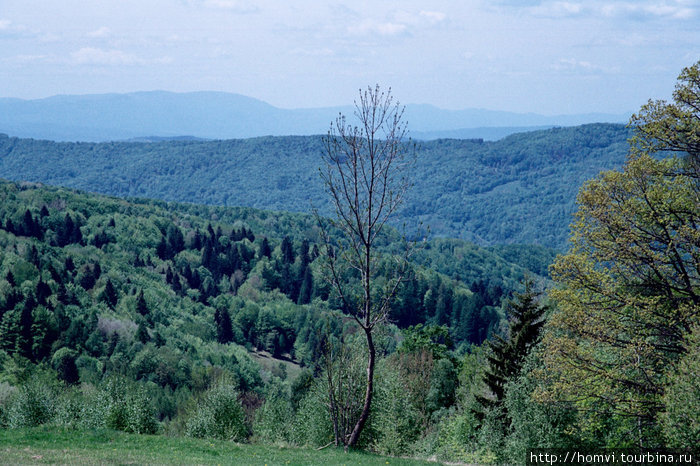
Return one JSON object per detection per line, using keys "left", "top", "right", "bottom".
{"left": 1, "top": 0, "right": 698, "bottom": 115}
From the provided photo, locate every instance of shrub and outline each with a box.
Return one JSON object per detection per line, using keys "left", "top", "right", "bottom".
{"left": 5, "top": 380, "right": 56, "bottom": 428}
{"left": 53, "top": 384, "right": 107, "bottom": 429}
{"left": 51, "top": 347, "right": 80, "bottom": 385}
{"left": 102, "top": 376, "right": 160, "bottom": 435}
{"left": 370, "top": 361, "right": 422, "bottom": 456}
{"left": 290, "top": 381, "right": 333, "bottom": 447}
{"left": 185, "top": 379, "right": 248, "bottom": 441}
{"left": 0, "top": 381, "right": 18, "bottom": 427}
{"left": 254, "top": 389, "right": 295, "bottom": 444}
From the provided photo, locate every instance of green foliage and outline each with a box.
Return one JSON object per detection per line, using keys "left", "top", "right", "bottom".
{"left": 185, "top": 379, "right": 248, "bottom": 441}
{"left": 253, "top": 384, "right": 295, "bottom": 444}
{"left": 0, "top": 124, "right": 631, "bottom": 248}
{"left": 4, "top": 378, "right": 56, "bottom": 428}
{"left": 51, "top": 347, "right": 79, "bottom": 385}
{"left": 501, "top": 350, "right": 580, "bottom": 463}
{"left": 662, "top": 325, "right": 700, "bottom": 447}
{"left": 399, "top": 324, "right": 452, "bottom": 360}
{"left": 477, "top": 278, "right": 546, "bottom": 415}
{"left": 544, "top": 61, "right": 700, "bottom": 448}
{"left": 102, "top": 377, "right": 159, "bottom": 435}
{"left": 290, "top": 380, "right": 334, "bottom": 447}
{"left": 370, "top": 360, "right": 422, "bottom": 456}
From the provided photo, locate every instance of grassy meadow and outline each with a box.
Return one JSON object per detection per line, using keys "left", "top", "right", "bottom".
{"left": 0, "top": 427, "right": 442, "bottom": 465}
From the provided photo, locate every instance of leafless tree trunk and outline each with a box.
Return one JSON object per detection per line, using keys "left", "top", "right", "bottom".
{"left": 317, "top": 85, "right": 415, "bottom": 448}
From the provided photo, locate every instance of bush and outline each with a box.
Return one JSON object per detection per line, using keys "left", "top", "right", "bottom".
{"left": 0, "top": 381, "right": 18, "bottom": 427}
{"left": 51, "top": 348, "right": 80, "bottom": 385}
{"left": 102, "top": 376, "right": 160, "bottom": 435}
{"left": 185, "top": 379, "right": 248, "bottom": 441}
{"left": 290, "top": 381, "right": 333, "bottom": 447}
{"left": 53, "top": 384, "right": 107, "bottom": 429}
{"left": 254, "top": 387, "right": 295, "bottom": 444}
{"left": 502, "top": 351, "right": 579, "bottom": 462}
{"left": 5, "top": 380, "right": 56, "bottom": 428}
{"left": 369, "top": 361, "right": 422, "bottom": 455}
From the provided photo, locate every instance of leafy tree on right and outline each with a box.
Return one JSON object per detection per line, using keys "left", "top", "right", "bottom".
{"left": 542, "top": 61, "right": 700, "bottom": 448}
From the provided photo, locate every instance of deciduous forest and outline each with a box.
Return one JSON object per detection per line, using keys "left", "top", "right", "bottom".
{"left": 0, "top": 62, "right": 698, "bottom": 464}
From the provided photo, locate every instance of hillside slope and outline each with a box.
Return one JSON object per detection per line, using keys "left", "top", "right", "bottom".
{"left": 0, "top": 123, "right": 631, "bottom": 248}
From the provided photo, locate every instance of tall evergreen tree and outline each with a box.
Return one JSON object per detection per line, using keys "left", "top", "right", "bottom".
{"left": 100, "top": 278, "right": 119, "bottom": 308}
{"left": 476, "top": 278, "right": 546, "bottom": 416}
{"left": 136, "top": 289, "right": 149, "bottom": 316}
{"left": 214, "top": 307, "right": 234, "bottom": 344}
{"left": 280, "top": 236, "right": 295, "bottom": 264}
{"left": 297, "top": 265, "right": 314, "bottom": 305}
{"left": 17, "top": 295, "right": 36, "bottom": 360}
{"left": 259, "top": 237, "right": 272, "bottom": 258}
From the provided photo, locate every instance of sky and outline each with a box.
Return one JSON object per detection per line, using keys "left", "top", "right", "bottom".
{"left": 0, "top": 0, "right": 698, "bottom": 115}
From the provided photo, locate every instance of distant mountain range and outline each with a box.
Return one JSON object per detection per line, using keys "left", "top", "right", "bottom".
{"left": 0, "top": 91, "right": 630, "bottom": 142}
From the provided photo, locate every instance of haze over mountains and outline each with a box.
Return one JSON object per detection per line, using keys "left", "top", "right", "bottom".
{"left": 0, "top": 91, "right": 630, "bottom": 142}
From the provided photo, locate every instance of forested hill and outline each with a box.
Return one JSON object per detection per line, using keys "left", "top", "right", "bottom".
{"left": 0, "top": 180, "right": 551, "bottom": 383}
{"left": 0, "top": 123, "right": 631, "bottom": 248}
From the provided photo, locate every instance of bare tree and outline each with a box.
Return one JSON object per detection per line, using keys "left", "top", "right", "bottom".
{"left": 317, "top": 85, "right": 415, "bottom": 448}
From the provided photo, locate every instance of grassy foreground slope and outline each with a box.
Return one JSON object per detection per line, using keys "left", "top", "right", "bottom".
{"left": 0, "top": 427, "right": 440, "bottom": 465}
{"left": 0, "top": 123, "right": 630, "bottom": 247}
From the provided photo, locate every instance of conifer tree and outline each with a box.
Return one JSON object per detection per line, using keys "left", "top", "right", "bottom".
{"left": 214, "top": 307, "right": 234, "bottom": 344}
{"left": 5, "top": 270, "right": 16, "bottom": 287}
{"left": 136, "top": 290, "right": 149, "bottom": 316}
{"left": 17, "top": 295, "right": 36, "bottom": 359}
{"left": 136, "top": 322, "right": 150, "bottom": 343}
{"left": 100, "top": 278, "right": 119, "bottom": 308}
{"left": 476, "top": 278, "right": 546, "bottom": 416}
{"left": 280, "top": 236, "right": 295, "bottom": 264}
{"left": 297, "top": 265, "right": 313, "bottom": 305}
{"left": 259, "top": 237, "right": 272, "bottom": 258}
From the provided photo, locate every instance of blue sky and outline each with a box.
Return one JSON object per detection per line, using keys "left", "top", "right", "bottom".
{"left": 1, "top": 0, "right": 698, "bottom": 115}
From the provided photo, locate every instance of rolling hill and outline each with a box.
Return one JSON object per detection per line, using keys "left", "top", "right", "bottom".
{"left": 0, "top": 123, "right": 632, "bottom": 248}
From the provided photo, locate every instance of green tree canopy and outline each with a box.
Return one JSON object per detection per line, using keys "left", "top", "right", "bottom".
{"left": 542, "top": 61, "right": 700, "bottom": 448}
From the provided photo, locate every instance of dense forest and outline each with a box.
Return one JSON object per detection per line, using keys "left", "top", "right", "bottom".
{"left": 0, "top": 61, "right": 698, "bottom": 464}
{"left": 0, "top": 179, "right": 553, "bottom": 454}
{"left": 0, "top": 123, "right": 630, "bottom": 248}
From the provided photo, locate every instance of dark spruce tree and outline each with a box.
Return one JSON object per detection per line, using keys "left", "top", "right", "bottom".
{"left": 259, "top": 237, "right": 272, "bottom": 258}
{"left": 214, "top": 307, "right": 234, "bottom": 344}
{"left": 100, "top": 278, "right": 119, "bottom": 308}
{"left": 136, "top": 290, "right": 149, "bottom": 316}
{"left": 476, "top": 277, "right": 546, "bottom": 417}
{"left": 297, "top": 265, "right": 313, "bottom": 305}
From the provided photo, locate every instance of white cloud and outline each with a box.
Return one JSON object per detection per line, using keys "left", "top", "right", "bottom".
{"left": 290, "top": 47, "right": 335, "bottom": 57}
{"left": 419, "top": 10, "right": 447, "bottom": 24}
{"left": 0, "top": 18, "right": 29, "bottom": 37}
{"left": 551, "top": 58, "right": 619, "bottom": 74}
{"left": 348, "top": 19, "right": 408, "bottom": 37}
{"left": 71, "top": 47, "right": 139, "bottom": 65}
{"left": 87, "top": 27, "right": 111, "bottom": 38}
{"left": 346, "top": 9, "right": 446, "bottom": 38}
{"left": 12, "top": 54, "right": 51, "bottom": 64}
{"left": 70, "top": 47, "right": 172, "bottom": 66}
{"left": 501, "top": 0, "right": 699, "bottom": 20}
{"left": 201, "top": 0, "right": 259, "bottom": 13}
{"left": 599, "top": 2, "right": 698, "bottom": 20}
{"left": 531, "top": 1, "right": 584, "bottom": 17}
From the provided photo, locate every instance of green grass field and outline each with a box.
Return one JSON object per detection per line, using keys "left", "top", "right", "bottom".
{"left": 0, "top": 427, "right": 441, "bottom": 465}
